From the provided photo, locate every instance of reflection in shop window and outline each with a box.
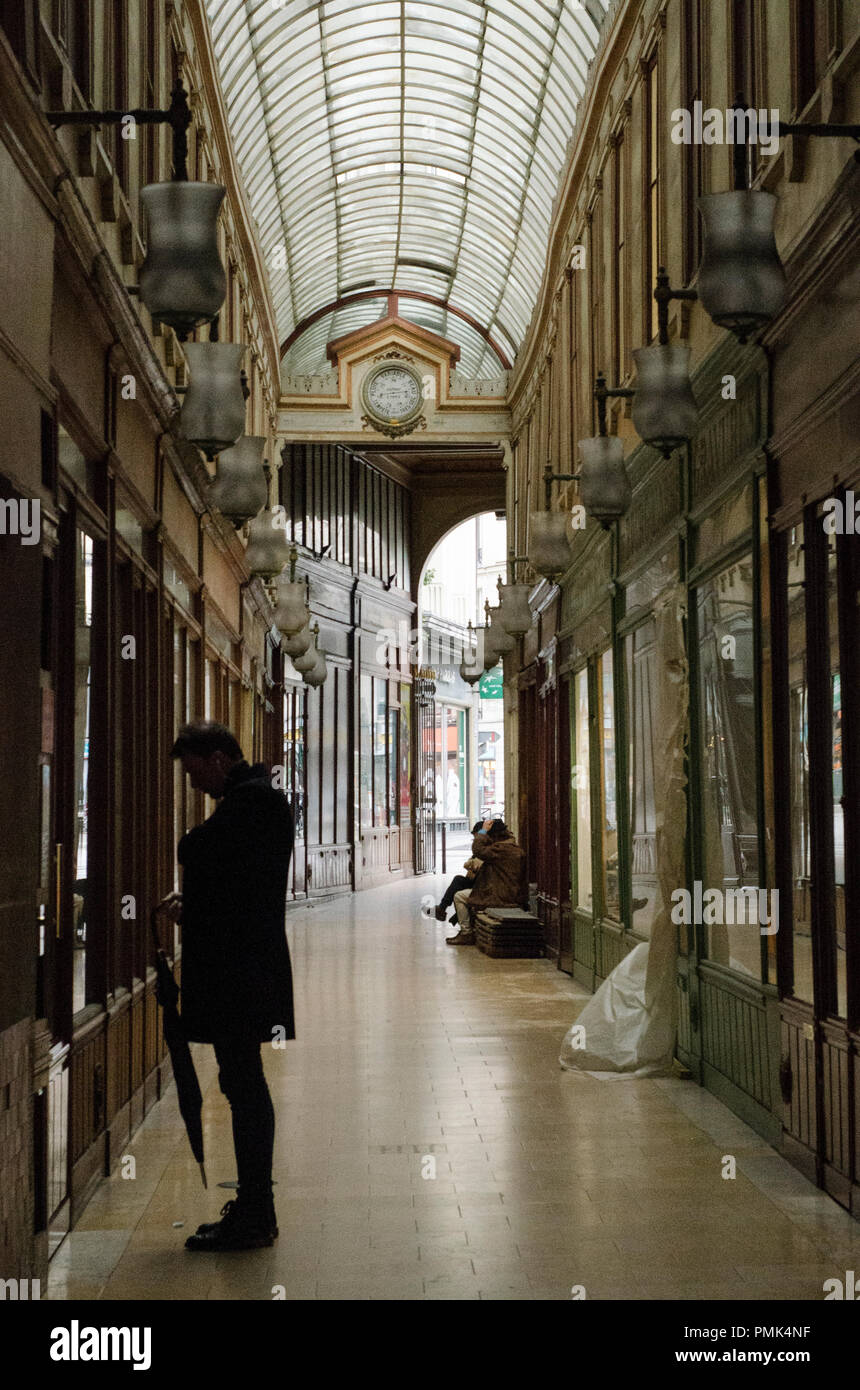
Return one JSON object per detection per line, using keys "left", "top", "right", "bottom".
{"left": 626, "top": 622, "right": 658, "bottom": 939}
{"left": 72, "top": 532, "right": 93, "bottom": 1014}
{"left": 574, "top": 668, "right": 592, "bottom": 912}
{"left": 697, "top": 557, "right": 761, "bottom": 979}
{"left": 600, "top": 651, "right": 620, "bottom": 921}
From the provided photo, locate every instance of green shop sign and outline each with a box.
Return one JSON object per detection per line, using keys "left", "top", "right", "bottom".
{"left": 479, "top": 667, "right": 503, "bottom": 699}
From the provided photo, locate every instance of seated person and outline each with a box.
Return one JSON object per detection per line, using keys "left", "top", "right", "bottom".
{"left": 434, "top": 822, "right": 484, "bottom": 922}
{"left": 447, "top": 819, "right": 526, "bottom": 946}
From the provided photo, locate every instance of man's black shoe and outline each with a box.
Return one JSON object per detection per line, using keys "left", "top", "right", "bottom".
{"left": 194, "top": 1198, "right": 279, "bottom": 1239}
{"left": 434, "top": 906, "right": 447, "bottom": 921}
{"left": 186, "top": 1199, "right": 276, "bottom": 1251}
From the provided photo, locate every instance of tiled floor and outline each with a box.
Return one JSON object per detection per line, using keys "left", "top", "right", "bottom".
{"left": 48, "top": 875, "right": 860, "bottom": 1300}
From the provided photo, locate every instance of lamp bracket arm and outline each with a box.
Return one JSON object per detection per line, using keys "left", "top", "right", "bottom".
{"left": 46, "top": 81, "right": 192, "bottom": 180}
{"left": 777, "top": 122, "right": 860, "bottom": 142}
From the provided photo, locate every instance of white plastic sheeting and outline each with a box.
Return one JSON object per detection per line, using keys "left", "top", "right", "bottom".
{"left": 560, "top": 587, "right": 688, "bottom": 1077}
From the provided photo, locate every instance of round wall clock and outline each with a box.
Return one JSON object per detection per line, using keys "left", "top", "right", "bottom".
{"left": 360, "top": 362, "right": 425, "bottom": 437}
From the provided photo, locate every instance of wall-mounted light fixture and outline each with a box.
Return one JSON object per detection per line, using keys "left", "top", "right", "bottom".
{"left": 486, "top": 594, "right": 515, "bottom": 657}
{"left": 459, "top": 621, "right": 484, "bottom": 686}
{"left": 48, "top": 83, "right": 228, "bottom": 339}
{"left": 631, "top": 269, "right": 699, "bottom": 456}
{"left": 272, "top": 545, "right": 310, "bottom": 636}
{"left": 576, "top": 376, "right": 633, "bottom": 526}
{"left": 208, "top": 435, "right": 268, "bottom": 526}
{"left": 244, "top": 465, "right": 291, "bottom": 587}
{"left": 179, "top": 342, "right": 247, "bottom": 459}
{"left": 693, "top": 96, "right": 860, "bottom": 343}
{"left": 496, "top": 555, "right": 534, "bottom": 636}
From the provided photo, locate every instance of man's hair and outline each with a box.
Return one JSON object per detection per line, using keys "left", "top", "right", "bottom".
{"left": 487, "top": 819, "right": 509, "bottom": 840}
{"left": 472, "top": 820, "right": 484, "bottom": 835}
{"left": 171, "top": 720, "right": 243, "bottom": 761}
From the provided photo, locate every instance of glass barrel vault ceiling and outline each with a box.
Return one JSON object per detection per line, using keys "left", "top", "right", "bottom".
{"left": 204, "top": 0, "right": 610, "bottom": 378}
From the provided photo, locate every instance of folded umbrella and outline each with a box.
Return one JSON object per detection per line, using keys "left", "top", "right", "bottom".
{"left": 150, "top": 908, "right": 207, "bottom": 1188}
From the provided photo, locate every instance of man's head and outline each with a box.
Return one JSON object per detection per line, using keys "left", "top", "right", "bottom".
{"left": 487, "top": 819, "right": 510, "bottom": 840}
{"left": 171, "top": 721, "right": 243, "bottom": 798}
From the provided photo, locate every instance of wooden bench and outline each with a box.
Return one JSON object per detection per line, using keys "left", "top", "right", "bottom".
{"left": 473, "top": 906, "right": 544, "bottom": 958}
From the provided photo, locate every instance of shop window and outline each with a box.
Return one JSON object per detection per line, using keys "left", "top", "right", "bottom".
{"left": 399, "top": 683, "right": 411, "bottom": 827}
{"left": 599, "top": 650, "right": 620, "bottom": 921}
{"left": 574, "top": 667, "right": 592, "bottom": 913}
{"left": 626, "top": 621, "right": 658, "bottom": 939}
{"left": 359, "top": 674, "right": 373, "bottom": 831}
{"left": 758, "top": 475, "right": 777, "bottom": 985}
{"left": 388, "top": 707, "right": 399, "bottom": 828}
{"left": 824, "top": 530, "right": 846, "bottom": 1017}
{"left": 373, "top": 677, "right": 388, "bottom": 827}
{"left": 786, "top": 524, "right": 812, "bottom": 1003}
{"left": 696, "top": 556, "right": 761, "bottom": 979}
{"left": 72, "top": 531, "right": 95, "bottom": 1014}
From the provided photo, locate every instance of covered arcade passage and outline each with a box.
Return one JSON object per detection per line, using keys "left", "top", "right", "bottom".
{"left": 0, "top": 0, "right": 858, "bottom": 1312}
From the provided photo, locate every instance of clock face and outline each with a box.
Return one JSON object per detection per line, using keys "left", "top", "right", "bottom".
{"left": 364, "top": 365, "right": 422, "bottom": 423}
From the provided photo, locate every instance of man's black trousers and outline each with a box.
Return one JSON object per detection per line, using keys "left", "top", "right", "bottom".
{"left": 439, "top": 873, "right": 471, "bottom": 913}
{"left": 213, "top": 1034, "right": 275, "bottom": 1207}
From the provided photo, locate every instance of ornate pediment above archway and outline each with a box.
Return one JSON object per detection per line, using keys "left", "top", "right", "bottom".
{"left": 279, "top": 312, "right": 510, "bottom": 444}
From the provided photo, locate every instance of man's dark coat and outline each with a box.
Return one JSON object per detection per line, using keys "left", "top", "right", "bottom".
{"left": 177, "top": 761, "right": 295, "bottom": 1044}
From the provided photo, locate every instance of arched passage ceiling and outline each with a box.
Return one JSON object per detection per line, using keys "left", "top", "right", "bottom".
{"left": 204, "top": 0, "right": 610, "bottom": 377}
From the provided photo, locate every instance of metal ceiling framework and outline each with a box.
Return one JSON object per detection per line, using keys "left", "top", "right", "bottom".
{"left": 204, "top": 0, "right": 609, "bottom": 377}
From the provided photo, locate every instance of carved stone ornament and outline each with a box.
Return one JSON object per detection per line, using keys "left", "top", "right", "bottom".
{"left": 372, "top": 348, "right": 415, "bottom": 364}
{"left": 360, "top": 412, "right": 427, "bottom": 439}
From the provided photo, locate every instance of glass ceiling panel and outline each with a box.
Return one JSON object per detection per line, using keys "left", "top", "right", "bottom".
{"left": 204, "top": 0, "right": 609, "bottom": 361}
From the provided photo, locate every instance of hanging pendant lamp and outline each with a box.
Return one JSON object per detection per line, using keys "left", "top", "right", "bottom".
{"left": 459, "top": 621, "right": 484, "bottom": 686}
{"left": 498, "top": 581, "right": 533, "bottom": 637}
{"left": 631, "top": 344, "right": 698, "bottom": 457}
{"left": 179, "top": 343, "right": 246, "bottom": 459}
{"left": 244, "top": 474, "right": 291, "bottom": 581}
{"left": 281, "top": 623, "right": 312, "bottom": 659}
{"left": 208, "top": 435, "right": 268, "bottom": 526}
{"left": 577, "top": 436, "right": 632, "bottom": 525}
{"left": 139, "top": 182, "right": 227, "bottom": 336}
{"left": 304, "top": 648, "right": 328, "bottom": 688}
{"left": 697, "top": 190, "right": 786, "bottom": 342}
{"left": 488, "top": 593, "right": 515, "bottom": 656}
{"left": 292, "top": 623, "right": 321, "bottom": 675}
{"left": 481, "top": 604, "right": 501, "bottom": 672}
{"left": 528, "top": 511, "right": 573, "bottom": 580}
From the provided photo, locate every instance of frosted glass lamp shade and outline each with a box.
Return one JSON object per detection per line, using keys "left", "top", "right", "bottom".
{"left": 139, "top": 183, "right": 226, "bottom": 335}
{"left": 244, "top": 508, "right": 290, "bottom": 580}
{"left": 292, "top": 637, "right": 320, "bottom": 675}
{"left": 304, "top": 651, "right": 328, "bottom": 687}
{"left": 282, "top": 623, "right": 311, "bottom": 658}
{"left": 209, "top": 435, "right": 267, "bottom": 525}
{"left": 179, "top": 343, "right": 246, "bottom": 458}
{"left": 528, "top": 511, "right": 573, "bottom": 580}
{"left": 459, "top": 626, "right": 484, "bottom": 685}
{"left": 632, "top": 345, "right": 698, "bottom": 455}
{"left": 272, "top": 579, "right": 309, "bottom": 636}
{"left": 697, "top": 191, "right": 786, "bottom": 342}
{"left": 578, "top": 436, "right": 632, "bottom": 523}
{"left": 459, "top": 658, "right": 483, "bottom": 686}
{"left": 498, "top": 583, "right": 533, "bottom": 636}
{"left": 489, "top": 607, "right": 515, "bottom": 655}
{"left": 481, "top": 624, "right": 500, "bottom": 672}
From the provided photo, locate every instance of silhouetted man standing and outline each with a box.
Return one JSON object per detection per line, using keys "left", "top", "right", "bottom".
{"left": 160, "top": 720, "right": 294, "bottom": 1251}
